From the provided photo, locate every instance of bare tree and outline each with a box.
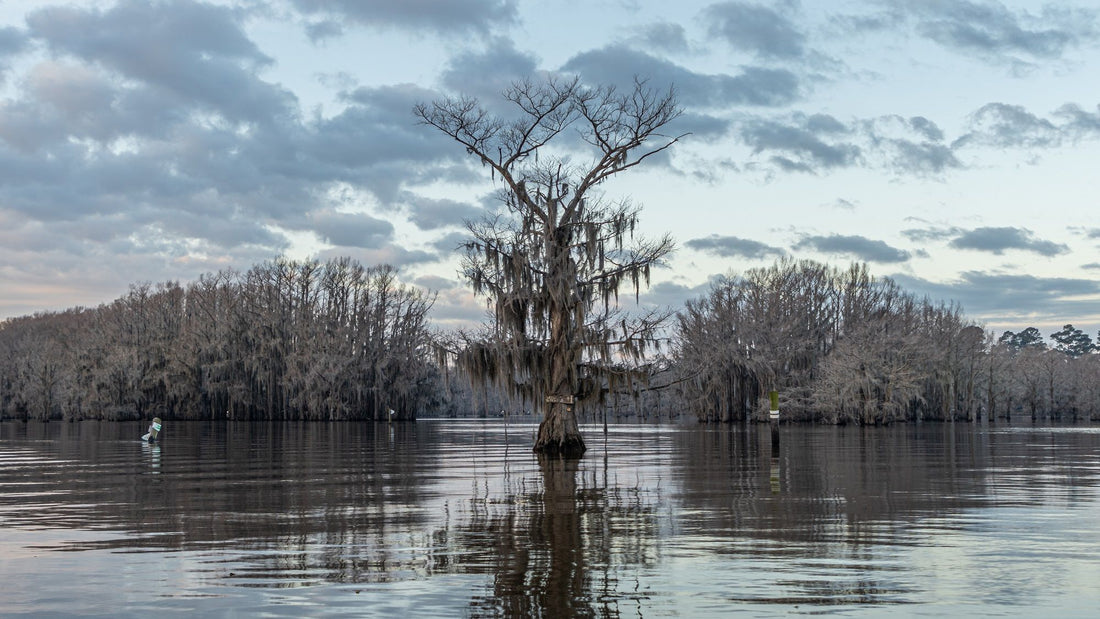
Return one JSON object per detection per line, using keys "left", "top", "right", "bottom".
{"left": 813, "top": 308, "right": 924, "bottom": 424}
{"left": 417, "top": 76, "right": 683, "bottom": 456}
{"left": 0, "top": 257, "right": 439, "bottom": 423}
{"left": 676, "top": 260, "right": 996, "bottom": 425}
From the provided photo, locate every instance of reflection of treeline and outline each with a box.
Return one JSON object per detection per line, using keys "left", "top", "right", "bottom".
{"left": 668, "top": 422, "right": 1100, "bottom": 569}
{"left": 0, "top": 258, "right": 440, "bottom": 421}
{"left": 2, "top": 420, "right": 434, "bottom": 568}
{"left": 675, "top": 259, "right": 1100, "bottom": 423}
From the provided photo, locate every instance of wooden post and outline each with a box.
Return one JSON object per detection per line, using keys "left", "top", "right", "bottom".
{"left": 768, "top": 390, "right": 779, "bottom": 421}
{"left": 770, "top": 423, "right": 780, "bottom": 494}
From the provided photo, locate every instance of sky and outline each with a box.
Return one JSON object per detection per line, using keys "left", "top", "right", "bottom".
{"left": 1, "top": 0, "right": 1099, "bottom": 340}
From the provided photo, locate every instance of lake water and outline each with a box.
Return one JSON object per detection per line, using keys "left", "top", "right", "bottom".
{"left": 1, "top": 419, "right": 1098, "bottom": 617}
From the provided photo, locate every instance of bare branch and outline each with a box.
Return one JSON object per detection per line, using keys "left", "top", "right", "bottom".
{"left": 417, "top": 76, "right": 684, "bottom": 455}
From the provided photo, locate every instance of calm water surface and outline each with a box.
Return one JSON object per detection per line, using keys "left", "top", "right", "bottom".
{"left": 1, "top": 419, "right": 1098, "bottom": 617}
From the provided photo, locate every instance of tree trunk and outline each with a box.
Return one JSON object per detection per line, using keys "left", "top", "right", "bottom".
{"left": 534, "top": 298, "right": 586, "bottom": 457}
{"left": 534, "top": 402, "right": 586, "bottom": 456}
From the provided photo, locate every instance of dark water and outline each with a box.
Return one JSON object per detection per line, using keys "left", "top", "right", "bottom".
{"left": 1, "top": 419, "right": 1099, "bottom": 617}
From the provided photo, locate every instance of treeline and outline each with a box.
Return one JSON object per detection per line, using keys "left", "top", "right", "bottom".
{"left": 4, "top": 256, "right": 1100, "bottom": 425}
{"left": 675, "top": 259, "right": 1100, "bottom": 424}
{"left": 0, "top": 257, "right": 441, "bottom": 421}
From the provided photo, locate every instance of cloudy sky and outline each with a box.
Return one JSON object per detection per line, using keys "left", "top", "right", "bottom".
{"left": 1, "top": 0, "right": 1099, "bottom": 339}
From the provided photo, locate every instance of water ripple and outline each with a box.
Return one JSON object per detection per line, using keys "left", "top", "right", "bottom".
{"left": 2, "top": 419, "right": 1099, "bottom": 616}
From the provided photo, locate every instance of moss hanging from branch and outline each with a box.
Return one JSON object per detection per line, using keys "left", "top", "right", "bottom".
{"left": 417, "top": 76, "right": 685, "bottom": 456}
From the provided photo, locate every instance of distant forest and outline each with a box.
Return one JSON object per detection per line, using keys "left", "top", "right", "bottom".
{"left": 0, "top": 258, "right": 441, "bottom": 422}
{"left": 676, "top": 260, "right": 1100, "bottom": 424}
{"left": 1, "top": 256, "right": 1098, "bottom": 424}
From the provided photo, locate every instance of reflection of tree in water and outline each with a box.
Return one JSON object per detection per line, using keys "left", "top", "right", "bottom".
{"left": 10, "top": 420, "right": 1100, "bottom": 609}
{"left": 671, "top": 423, "right": 1100, "bottom": 605}
{"left": 3, "top": 420, "right": 666, "bottom": 607}
{"left": 453, "top": 455, "right": 659, "bottom": 617}
{"left": 676, "top": 424, "right": 990, "bottom": 536}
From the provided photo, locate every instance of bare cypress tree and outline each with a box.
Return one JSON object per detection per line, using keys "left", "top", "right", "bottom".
{"left": 416, "top": 76, "right": 683, "bottom": 456}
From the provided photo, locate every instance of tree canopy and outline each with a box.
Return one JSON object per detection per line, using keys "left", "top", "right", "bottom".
{"left": 0, "top": 258, "right": 439, "bottom": 422}
{"left": 1050, "top": 324, "right": 1095, "bottom": 358}
{"left": 417, "top": 76, "right": 684, "bottom": 456}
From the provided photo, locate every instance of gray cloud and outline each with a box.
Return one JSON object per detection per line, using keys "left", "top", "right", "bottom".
{"left": 793, "top": 234, "right": 911, "bottom": 263}
{"left": 439, "top": 37, "right": 540, "bottom": 102}
{"left": 889, "top": 1, "right": 1097, "bottom": 65}
{"left": 685, "top": 235, "right": 785, "bottom": 259}
{"left": 431, "top": 230, "right": 474, "bottom": 255}
{"left": 908, "top": 116, "right": 945, "bottom": 141}
{"left": 865, "top": 114, "right": 961, "bottom": 175}
{"left": 944, "top": 101, "right": 1100, "bottom": 159}
{"left": 880, "top": 138, "right": 960, "bottom": 174}
{"left": 561, "top": 45, "right": 801, "bottom": 109}
{"left": 289, "top": 0, "right": 519, "bottom": 37}
{"left": 0, "top": 26, "right": 28, "bottom": 82}
{"left": 954, "top": 103, "right": 1060, "bottom": 149}
{"left": 304, "top": 19, "right": 343, "bottom": 43}
{"left": 306, "top": 83, "right": 473, "bottom": 200}
{"left": 401, "top": 194, "right": 487, "bottom": 231}
{"left": 672, "top": 112, "right": 735, "bottom": 142}
{"left": 0, "top": 1, "right": 473, "bottom": 279}
{"left": 901, "top": 225, "right": 959, "bottom": 243}
{"left": 640, "top": 279, "right": 715, "bottom": 310}
{"left": 321, "top": 88, "right": 431, "bottom": 167}
{"left": 630, "top": 22, "right": 690, "bottom": 54}
{"left": 738, "top": 111, "right": 966, "bottom": 177}
{"left": 805, "top": 113, "right": 848, "bottom": 134}
{"left": 0, "top": 115, "right": 320, "bottom": 232}
{"left": 310, "top": 210, "right": 394, "bottom": 249}
{"left": 413, "top": 274, "right": 461, "bottom": 292}
{"left": 704, "top": 1, "right": 806, "bottom": 59}
{"left": 736, "top": 94, "right": 1100, "bottom": 178}
{"left": 1053, "top": 103, "right": 1100, "bottom": 140}
{"left": 0, "top": 26, "right": 27, "bottom": 54}
{"left": 905, "top": 225, "right": 1070, "bottom": 257}
{"left": 721, "top": 66, "right": 803, "bottom": 107}
{"left": 949, "top": 226, "right": 1069, "bottom": 256}
{"left": 26, "top": 1, "right": 293, "bottom": 125}
{"left": 740, "top": 114, "right": 860, "bottom": 172}
{"left": 891, "top": 270, "right": 1100, "bottom": 320}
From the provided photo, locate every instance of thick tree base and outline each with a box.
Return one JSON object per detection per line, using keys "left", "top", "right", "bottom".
{"left": 533, "top": 436, "right": 586, "bottom": 458}
{"left": 533, "top": 420, "right": 587, "bottom": 458}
